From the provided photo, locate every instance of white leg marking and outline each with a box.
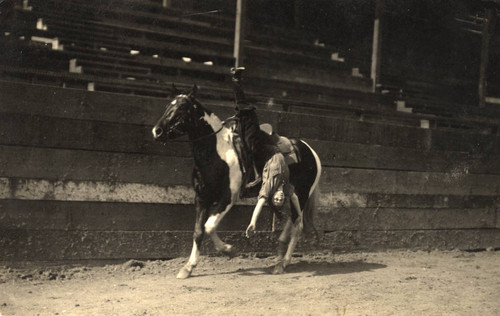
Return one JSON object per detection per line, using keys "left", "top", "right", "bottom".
{"left": 186, "top": 240, "right": 200, "bottom": 269}
{"left": 204, "top": 215, "right": 218, "bottom": 234}
{"left": 177, "top": 240, "right": 200, "bottom": 279}
{"left": 205, "top": 203, "right": 234, "bottom": 252}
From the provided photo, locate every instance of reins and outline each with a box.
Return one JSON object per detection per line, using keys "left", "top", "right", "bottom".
{"left": 168, "top": 125, "right": 224, "bottom": 143}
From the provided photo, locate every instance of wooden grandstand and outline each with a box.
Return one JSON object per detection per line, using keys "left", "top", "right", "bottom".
{"left": 0, "top": 0, "right": 498, "bottom": 260}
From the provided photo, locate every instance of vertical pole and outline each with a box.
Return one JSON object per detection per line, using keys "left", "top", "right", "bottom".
{"left": 479, "top": 9, "right": 494, "bottom": 108}
{"left": 293, "top": 0, "right": 302, "bottom": 29}
{"left": 233, "top": 0, "right": 246, "bottom": 68}
{"left": 371, "top": 0, "right": 383, "bottom": 93}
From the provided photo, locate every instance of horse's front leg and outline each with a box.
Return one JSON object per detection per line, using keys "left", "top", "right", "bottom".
{"left": 177, "top": 196, "right": 208, "bottom": 279}
{"left": 204, "top": 200, "right": 238, "bottom": 258}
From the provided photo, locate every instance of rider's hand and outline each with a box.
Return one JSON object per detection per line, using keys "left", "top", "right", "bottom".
{"left": 245, "top": 223, "right": 256, "bottom": 238}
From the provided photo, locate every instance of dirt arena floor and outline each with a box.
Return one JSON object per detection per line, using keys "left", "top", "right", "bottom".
{"left": 0, "top": 249, "right": 499, "bottom": 316}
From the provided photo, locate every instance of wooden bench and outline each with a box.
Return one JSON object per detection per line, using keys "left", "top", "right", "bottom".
{"left": 27, "top": 0, "right": 351, "bottom": 69}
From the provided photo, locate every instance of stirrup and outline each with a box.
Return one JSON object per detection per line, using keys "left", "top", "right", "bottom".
{"left": 245, "top": 166, "right": 261, "bottom": 189}
{"left": 245, "top": 176, "right": 261, "bottom": 189}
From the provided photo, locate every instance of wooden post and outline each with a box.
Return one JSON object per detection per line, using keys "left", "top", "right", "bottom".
{"left": 293, "top": 0, "right": 302, "bottom": 29}
{"left": 233, "top": 0, "right": 246, "bottom": 68}
{"left": 371, "top": 0, "right": 383, "bottom": 93}
{"left": 478, "top": 9, "right": 494, "bottom": 108}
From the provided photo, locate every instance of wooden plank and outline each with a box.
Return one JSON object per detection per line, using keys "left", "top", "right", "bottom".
{"left": 4, "top": 199, "right": 493, "bottom": 234}
{"left": 1, "top": 228, "right": 498, "bottom": 261}
{"left": 1, "top": 145, "right": 499, "bottom": 198}
{"left": 319, "top": 229, "right": 500, "bottom": 252}
{"left": 18, "top": 5, "right": 234, "bottom": 48}
{"left": 0, "top": 79, "right": 231, "bottom": 125}
{"left": 315, "top": 207, "right": 497, "bottom": 231}
{"left": 0, "top": 145, "right": 193, "bottom": 186}
{"left": 432, "top": 130, "right": 500, "bottom": 153}
{"left": 0, "top": 177, "right": 197, "bottom": 204}
{"left": 0, "top": 113, "right": 188, "bottom": 156}
{"left": 1, "top": 80, "right": 498, "bottom": 152}
{"left": 245, "top": 58, "right": 371, "bottom": 94}
{"left": 3, "top": 113, "right": 498, "bottom": 174}
{"left": 276, "top": 112, "right": 433, "bottom": 149}
{"left": 0, "top": 176, "right": 257, "bottom": 206}
{"left": 363, "top": 193, "right": 500, "bottom": 209}
{"left": 2, "top": 176, "right": 499, "bottom": 211}
{"left": 0, "top": 80, "right": 155, "bottom": 124}
{"left": 321, "top": 167, "right": 500, "bottom": 196}
{"left": 308, "top": 139, "right": 500, "bottom": 174}
{"left": 0, "top": 199, "right": 272, "bottom": 232}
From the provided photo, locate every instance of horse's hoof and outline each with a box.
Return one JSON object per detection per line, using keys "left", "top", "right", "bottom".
{"left": 176, "top": 266, "right": 192, "bottom": 279}
{"left": 273, "top": 262, "right": 285, "bottom": 275}
{"left": 222, "top": 245, "right": 238, "bottom": 259}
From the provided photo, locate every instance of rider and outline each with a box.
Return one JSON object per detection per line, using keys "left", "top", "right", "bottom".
{"left": 230, "top": 67, "right": 302, "bottom": 237}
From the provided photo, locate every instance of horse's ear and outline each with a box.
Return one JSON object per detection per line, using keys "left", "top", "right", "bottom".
{"left": 189, "top": 84, "right": 198, "bottom": 96}
{"left": 171, "top": 83, "right": 180, "bottom": 96}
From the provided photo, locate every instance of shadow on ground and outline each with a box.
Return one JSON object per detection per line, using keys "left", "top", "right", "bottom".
{"left": 195, "top": 260, "right": 386, "bottom": 278}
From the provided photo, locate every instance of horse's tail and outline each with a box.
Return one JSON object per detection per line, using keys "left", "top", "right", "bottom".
{"left": 300, "top": 140, "right": 322, "bottom": 234}
{"left": 302, "top": 184, "right": 319, "bottom": 233}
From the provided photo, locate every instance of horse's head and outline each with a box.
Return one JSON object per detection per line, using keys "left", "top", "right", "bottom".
{"left": 152, "top": 84, "right": 200, "bottom": 141}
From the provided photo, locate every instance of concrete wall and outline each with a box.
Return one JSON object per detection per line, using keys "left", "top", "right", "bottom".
{"left": 0, "top": 80, "right": 499, "bottom": 261}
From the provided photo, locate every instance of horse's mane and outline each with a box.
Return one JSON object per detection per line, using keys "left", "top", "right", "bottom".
{"left": 186, "top": 94, "right": 213, "bottom": 115}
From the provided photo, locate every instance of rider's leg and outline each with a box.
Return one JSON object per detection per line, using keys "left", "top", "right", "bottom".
{"left": 231, "top": 67, "right": 261, "bottom": 184}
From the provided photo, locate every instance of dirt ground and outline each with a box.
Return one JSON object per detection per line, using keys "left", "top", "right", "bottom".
{"left": 0, "top": 249, "right": 499, "bottom": 316}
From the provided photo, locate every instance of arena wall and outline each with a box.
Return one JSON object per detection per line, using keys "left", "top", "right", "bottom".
{"left": 1, "top": 80, "right": 498, "bottom": 261}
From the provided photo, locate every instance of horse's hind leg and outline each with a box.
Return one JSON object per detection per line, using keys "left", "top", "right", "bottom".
{"left": 177, "top": 197, "right": 207, "bottom": 279}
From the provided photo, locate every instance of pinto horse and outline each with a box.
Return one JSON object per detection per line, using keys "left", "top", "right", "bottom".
{"left": 152, "top": 85, "right": 321, "bottom": 278}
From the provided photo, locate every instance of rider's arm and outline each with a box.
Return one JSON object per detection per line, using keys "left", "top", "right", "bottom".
{"left": 246, "top": 197, "right": 266, "bottom": 237}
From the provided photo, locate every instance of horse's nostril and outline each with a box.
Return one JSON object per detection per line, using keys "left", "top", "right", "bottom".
{"left": 153, "top": 127, "right": 163, "bottom": 138}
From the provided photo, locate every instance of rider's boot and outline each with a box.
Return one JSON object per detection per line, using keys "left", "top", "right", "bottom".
{"left": 246, "top": 165, "right": 261, "bottom": 189}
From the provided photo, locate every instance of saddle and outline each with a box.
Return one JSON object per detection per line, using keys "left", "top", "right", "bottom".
{"left": 260, "top": 123, "right": 300, "bottom": 166}
{"left": 226, "top": 119, "right": 300, "bottom": 193}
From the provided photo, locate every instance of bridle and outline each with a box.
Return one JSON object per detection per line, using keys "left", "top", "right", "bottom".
{"left": 162, "top": 95, "right": 225, "bottom": 143}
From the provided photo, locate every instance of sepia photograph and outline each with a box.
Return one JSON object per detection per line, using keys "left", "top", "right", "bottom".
{"left": 0, "top": 0, "right": 499, "bottom": 314}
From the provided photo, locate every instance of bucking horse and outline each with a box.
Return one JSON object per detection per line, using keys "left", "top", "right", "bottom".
{"left": 152, "top": 85, "right": 321, "bottom": 278}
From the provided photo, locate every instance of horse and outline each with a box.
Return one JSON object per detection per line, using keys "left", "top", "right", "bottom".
{"left": 152, "top": 84, "right": 321, "bottom": 278}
